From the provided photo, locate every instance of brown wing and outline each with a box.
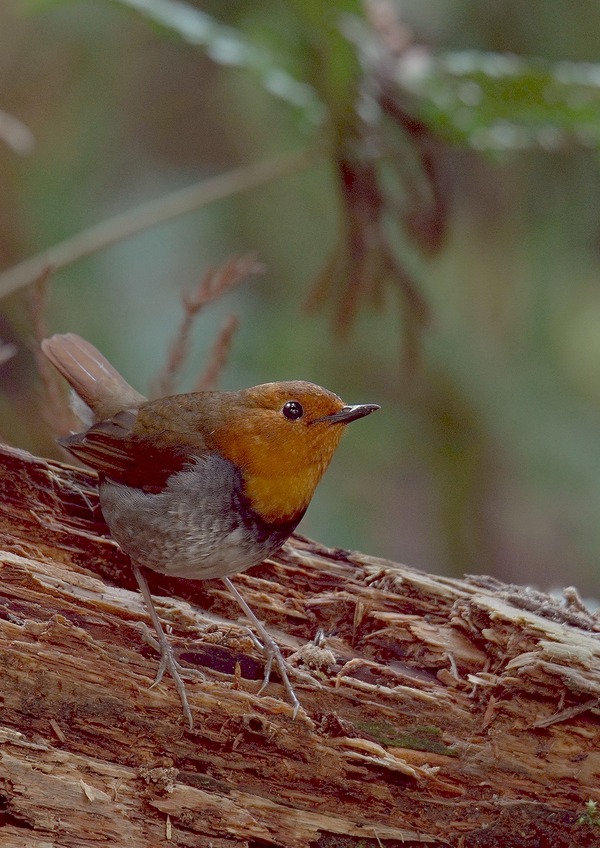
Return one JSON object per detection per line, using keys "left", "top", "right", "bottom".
{"left": 60, "top": 410, "right": 140, "bottom": 477}
{"left": 60, "top": 397, "right": 213, "bottom": 491}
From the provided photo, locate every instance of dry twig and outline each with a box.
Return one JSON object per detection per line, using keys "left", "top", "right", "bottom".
{"left": 0, "top": 107, "right": 35, "bottom": 156}
{"left": 194, "top": 314, "right": 240, "bottom": 391}
{"left": 0, "top": 340, "right": 16, "bottom": 366}
{"left": 152, "top": 255, "right": 262, "bottom": 398}
{"left": 0, "top": 148, "right": 318, "bottom": 302}
{"left": 27, "top": 266, "right": 79, "bottom": 438}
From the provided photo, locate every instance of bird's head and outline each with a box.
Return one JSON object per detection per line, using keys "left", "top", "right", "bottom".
{"left": 209, "top": 381, "right": 379, "bottom": 524}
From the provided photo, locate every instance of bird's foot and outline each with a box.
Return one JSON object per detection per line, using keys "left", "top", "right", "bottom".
{"left": 138, "top": 622, "right": 205, "bottom": 685}
{"left": 243, "top": 626, "right": 301, "bottom": 718}
{"left": 133, "top": 565, "right": 197, "bottom": 730}
{"left": 135, "top": 620, "right": 195, "bottom": 729}
{"left": 223, "top": 577, "right": 303, "bottom": 718}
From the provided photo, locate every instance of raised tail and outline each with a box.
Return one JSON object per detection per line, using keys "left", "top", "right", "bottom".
{"left": 41, "top": 333, "right": 146, "bottom": 422}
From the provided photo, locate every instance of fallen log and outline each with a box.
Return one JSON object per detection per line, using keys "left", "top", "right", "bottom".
{"left": 0, "top": 443, "right": 598, "bottom": 847}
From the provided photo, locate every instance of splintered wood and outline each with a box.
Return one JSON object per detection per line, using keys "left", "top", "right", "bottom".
{"left": 0, "top": 443, "right": 598, "bottom": 847}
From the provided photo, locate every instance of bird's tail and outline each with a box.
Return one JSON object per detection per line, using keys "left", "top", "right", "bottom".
{"left": 41, "top": 333, "right": 145, "bottom": 423}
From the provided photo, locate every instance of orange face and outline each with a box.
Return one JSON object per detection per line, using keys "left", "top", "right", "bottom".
{"left": 209, "top": 381, "right": 372, "bottom": 524}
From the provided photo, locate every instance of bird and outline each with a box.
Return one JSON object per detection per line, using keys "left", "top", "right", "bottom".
{"left": 41, "top": 332, "right": 379, "bottom": 727}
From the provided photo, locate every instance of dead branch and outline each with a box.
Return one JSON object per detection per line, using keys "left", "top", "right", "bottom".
{"left": 27, "top": 266, "right": 80, "bottom": 439}
{"left": 152, "top": 255, "right": 261, "bottom": 397}
{"left": 0, "top": 148, "right": 319, "bottom": 301}
{"left": 194, "top": 313, "right": 239, "bottom": 391}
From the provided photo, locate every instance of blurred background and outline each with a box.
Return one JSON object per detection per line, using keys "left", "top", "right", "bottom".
{"left": 2, "top": 0, "right": 600, "bottom": 597}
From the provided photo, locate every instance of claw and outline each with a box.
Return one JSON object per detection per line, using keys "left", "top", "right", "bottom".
{"left": 224, "top": 577, "right": 302, "bottom": 718}
{"left": 133, "top": 566, "right": 305, "bottom": 727}
{"left": 133, "top": 565, "right": 195, "bottom": 729}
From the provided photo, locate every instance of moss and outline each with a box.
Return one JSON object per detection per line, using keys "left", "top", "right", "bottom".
{"left": 355, "top": 721, "right": 458, "bottom": 756}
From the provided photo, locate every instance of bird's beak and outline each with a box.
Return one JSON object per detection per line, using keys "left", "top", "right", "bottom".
{"left": 316, "top": 403, "right": 380, "bottom": 425}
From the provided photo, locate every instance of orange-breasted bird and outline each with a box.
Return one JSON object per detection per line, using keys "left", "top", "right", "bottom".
{"left": 42, "top": 333, "right": 379, "bottom": 726}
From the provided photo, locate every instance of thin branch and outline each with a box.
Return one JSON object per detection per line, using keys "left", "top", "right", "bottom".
{"left": 0, "top": 340, "right": 16, "bottom": 366}
{"left": 151, "top": 255, "right": 262, "bottom": 397}
{"left": 27, "top": 266, "right": 79, "bottom": 437}
{"left": 0, "top": 107, "right": 35, "bottom": 155}
{"left": 532, "top": 697, "right": 599, "bottom": 729}
{"left": 0, "top": 147, "right": 321, "bottom": 301}
{"left": 194, "top": 314, "right": 239, "bottom": 391}
{"left": 0, "top": 332, "right": 17, "bottom": 446}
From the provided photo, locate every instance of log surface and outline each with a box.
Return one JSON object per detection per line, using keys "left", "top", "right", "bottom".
{"left": 0, "top": 443, "right": 599, "bottom": 847}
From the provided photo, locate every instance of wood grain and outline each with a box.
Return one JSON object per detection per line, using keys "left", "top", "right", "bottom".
{"left": 0, "top": 443, "right": 599, "bottom": 847}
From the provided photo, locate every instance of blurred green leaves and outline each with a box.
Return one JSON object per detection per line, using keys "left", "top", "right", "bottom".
{"left": 388, "top": 48, "right": 600, "bottom": 152}
{"left": 99, "top": 1, "right": 600, "bottom": 156}
{"left": 108, "top": 0, "right": 325, "bottom": 123}
{"left": 7, "top": 0, "right": 600, "bottom": 592}
{"left": 22, "top": 1, "right": 600, "bottom": 337}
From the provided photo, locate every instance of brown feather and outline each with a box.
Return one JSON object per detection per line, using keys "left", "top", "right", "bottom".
{"left": 41, "top": 333, "right": 145, "bottom": 420}
{"left": 59, "top": 400, "right": 215, "bottom": 491}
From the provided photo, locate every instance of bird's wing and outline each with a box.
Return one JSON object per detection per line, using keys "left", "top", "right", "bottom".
{"left": 60, "top": 410, "right": 139, "bottom": 477}
{"left": 60, "top": 402, "right": 210, "bottom": 491}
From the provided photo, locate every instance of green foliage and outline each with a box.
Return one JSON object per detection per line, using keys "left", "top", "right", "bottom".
{"left": 101, "top": 2, "right": 600, "bottom": 158}
{"left": 107, "top": 0, "right": 325, "bottom": 123}
{"left": 578, "top": 800, "right": 600, "bottom": 827}
{"left": 27, "top": 0, "right": 600, "bottom": 154}
{"left": 396, "top": 49, "right": 600, "bottom": 152}
{"left": 19, "top": 0, "right": 73, "bottom": 9}
{"left": 6, "top": 0, "right": 600, "bottom": 594}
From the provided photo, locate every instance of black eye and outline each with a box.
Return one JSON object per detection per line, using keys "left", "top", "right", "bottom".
{"left": 282, "top": 400, "right": 304, "bottom": 420}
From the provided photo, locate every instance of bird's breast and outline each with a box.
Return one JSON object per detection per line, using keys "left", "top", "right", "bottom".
{"left": 98, "top": 453, "right": 299, "bottom": 580}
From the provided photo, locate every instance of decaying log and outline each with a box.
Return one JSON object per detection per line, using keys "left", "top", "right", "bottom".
{"left": 0, "top": 442, "right": 599, "bottom": 848}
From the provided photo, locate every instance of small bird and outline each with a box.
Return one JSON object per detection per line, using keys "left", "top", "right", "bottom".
{"left": 42, "top": 333, "right": 379, "bottom": 726}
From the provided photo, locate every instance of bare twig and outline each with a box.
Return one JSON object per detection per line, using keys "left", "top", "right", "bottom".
{"left": 0, "top": 147, "right": 320, "bottom": 302}
{"left": 27, "top": 266, "right": 78, "bottom": 437}
{"left": 152, "top": 255, "right": 262, "bottom": 397}
{"left": 0, "top": 340, "right": 16, "bottom": 366}
{"left": 27, "top": 266, "right": 54, "bottom": 346}
{"left": 194, "top": 314, "right": 239, "bottom": 391}
{"left": 0, "top": 108, "right": 35, "bottom": 155}
{"left": 533, "top": 697, "right": 600, "bottom": 728}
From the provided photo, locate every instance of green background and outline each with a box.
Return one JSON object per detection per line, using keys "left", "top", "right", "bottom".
{"left": 2, "top": 0, "right": 600, "bottom": 599}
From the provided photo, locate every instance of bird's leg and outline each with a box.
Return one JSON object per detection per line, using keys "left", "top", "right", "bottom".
{"left": 223, "top": 576, "right": 301, "bottom": 718}
{"left": 132, "top": 563, "right": 194, "bottom": 729}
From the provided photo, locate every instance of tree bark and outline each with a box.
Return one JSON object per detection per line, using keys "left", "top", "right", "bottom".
{"left": 0, "top": 442, "right": 599, "bottom": 847}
